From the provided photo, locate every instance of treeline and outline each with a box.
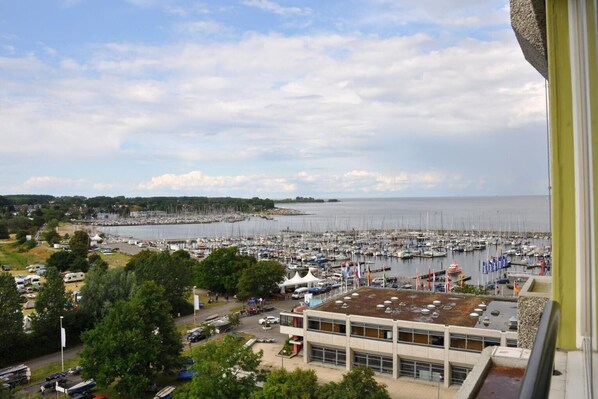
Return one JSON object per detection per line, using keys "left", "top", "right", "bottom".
{"left": 276, "top": 196, "right": 339, "bottom": 203}
{"left": 0, "top": 195, "right": 276, "bottom": 237}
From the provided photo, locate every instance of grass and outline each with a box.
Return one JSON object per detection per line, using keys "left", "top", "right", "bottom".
{"left": 0, "top": 241, "right": 53, "bottom": 270}
{"left": 98, "top": 251, "right": 131, "bottom": 268}
{"left": 30, "top": 357, "right": 81, "bottom": 383}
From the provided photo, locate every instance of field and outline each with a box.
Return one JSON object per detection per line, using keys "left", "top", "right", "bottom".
{"left": 0, "top": 240, "right": 54, "bottom": 271}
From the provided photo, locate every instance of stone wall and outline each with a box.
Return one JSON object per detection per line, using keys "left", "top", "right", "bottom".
{"left": 517, "top": 276, "right": 552, "bottom": 349}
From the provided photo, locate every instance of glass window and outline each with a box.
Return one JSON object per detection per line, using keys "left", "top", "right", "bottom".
{"left": 399, "top": 359, "right": 444, "bottom": 381}
{"left": 451, "top": 366, "right": 472, "bottom": 385}
{"left": 353, "top": 351, "right": 392, "bottom": 374}
{"left": 310, "top": 345, "right": 346, "bottom": 366}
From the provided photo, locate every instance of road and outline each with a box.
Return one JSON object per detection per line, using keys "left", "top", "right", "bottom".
{"left": 16, "top": 294, "right": 298, "bottom": 397}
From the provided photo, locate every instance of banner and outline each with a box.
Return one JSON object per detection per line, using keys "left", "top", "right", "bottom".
{"left": 194, "top": 294, "right": 200, "bottom": 311}
{"left": 61, "top": 327, "right": 66, "bottom": 348}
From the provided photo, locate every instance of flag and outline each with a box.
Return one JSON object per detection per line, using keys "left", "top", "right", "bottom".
{"left": 194, "top": 294, "right": 200, "bottom": 311}
{"left": 415, "top": 270, "right": 420, "bottom": 290}
{"left": 432, "top": 269, "right": 436, "bottom": 292}
{"left": 357, "top": 263, "right": 362, "bottom": 279}
{"left": 61, "top": 327, "right": 66, "bottom": 348}
{"left": 501, "top": 256, "right": 508, "bottom": 268}
{"left": 482, "top": 261, "right": 488, "bottom": 275}
{"left": 427, "top": 267, "right": 431, "bottom": 290}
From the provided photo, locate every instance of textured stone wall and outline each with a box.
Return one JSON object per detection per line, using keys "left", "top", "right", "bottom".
{"left": 518, "top": 295, "right": 550, "bottom": 349}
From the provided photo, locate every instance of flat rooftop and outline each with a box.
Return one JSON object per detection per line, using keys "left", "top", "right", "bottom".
{"left": 313, "top": 287, "right": 517, "bottom": 329}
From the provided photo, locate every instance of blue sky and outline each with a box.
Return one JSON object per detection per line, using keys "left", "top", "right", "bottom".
{"left": 0, "top": 0, "right": 548, "bottom": 199}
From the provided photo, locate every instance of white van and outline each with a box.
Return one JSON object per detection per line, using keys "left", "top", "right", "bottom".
{"left": 63, "top": 272, "right": 85, "bottom": 283}
{"left": 291, "top": 287, "right": 309, "bottom": 299}
{"left": 26, "top": 275, "right": 40, "bottom": 285}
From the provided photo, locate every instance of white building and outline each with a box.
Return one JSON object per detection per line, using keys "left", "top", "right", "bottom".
{"left": 280, "top": 287, "right": 518, "bottom": 388}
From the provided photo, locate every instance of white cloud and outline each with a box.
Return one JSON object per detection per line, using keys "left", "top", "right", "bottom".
{"left": 139, "top": 171, "right": 297, "bottom": 193}
{"left": 23, "top": 176, "right": 87, "bottom": 188}
{"left": 242, "top": 0, "right": 312, "bottom": 16}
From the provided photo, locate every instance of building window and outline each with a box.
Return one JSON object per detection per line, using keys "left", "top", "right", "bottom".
{"left": 280, "top": 314, "right": 304, "bottom": 328}
{"left": 310, "top": 345, "right": 346, "bottom": 366}
{"left": 353, "top": 351, "right": 393, "bottom": 374}
{"left": 399, "top": 359, "right": 444, "bottom": 381}
{"left": 450, "top": 334, "right": 500, "bottom": 352}
{"left": 450, "top": 366, "right": 472, "bottom": 385}
{"left": 351, "top": 322, "right": 392, "bottom": 341}
{"left": 398, "top": 328, "right": 444, "bottom": 347}
{"left": 506, "top": 338, "right": 518, "bottom": 347}
{"left": 307, "top": 317, "right": 346, "bottom": 335}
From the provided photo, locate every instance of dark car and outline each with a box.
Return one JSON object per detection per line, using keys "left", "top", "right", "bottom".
{"left": 45, "top": 372, "right": 67, "bottom": 381}
{"left": 1, "top": 265, "right": 10, "bottom": 271}
{"left": 496, "top": 278, "right": 510, "bottom": 284}
{"left": 41, "top": 378, "right": 67, "bottom": 391}
{"left": 187, "top": 329, "right": 207, "bottom": 343}
{"left": 71, "top": 392, "right": 94, "bottom": 399}
{"left": 486, "top": 283, "right": 496, "bottom": 290}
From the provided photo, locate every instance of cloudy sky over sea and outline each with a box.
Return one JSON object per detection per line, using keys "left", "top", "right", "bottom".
{"left": 0, "top": 0, "right": 548, "bottom": 198}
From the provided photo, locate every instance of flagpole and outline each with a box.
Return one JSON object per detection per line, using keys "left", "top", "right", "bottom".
{"left": 60, "top": 316, "right": 64, "bottom": 372}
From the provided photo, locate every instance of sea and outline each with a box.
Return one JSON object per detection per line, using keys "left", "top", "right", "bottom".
{"left": 98, "top": 196, "right": 551, "bottom": 284}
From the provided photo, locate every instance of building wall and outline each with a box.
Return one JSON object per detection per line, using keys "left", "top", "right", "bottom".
{"left": 282, "top": 310, "right": 517, "bottom": 387}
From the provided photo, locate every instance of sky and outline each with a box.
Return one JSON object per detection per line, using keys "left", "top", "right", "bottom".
{"left": 0, "top": 0, "right": 549, "bottom": 199}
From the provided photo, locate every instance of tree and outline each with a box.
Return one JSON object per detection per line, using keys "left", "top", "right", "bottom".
{"left": 319, "top": 366, "right": 390, "bottom": 399}
{"left": 46, "top": 250, "right": 78, "bottom": 272}
{"left": 79, "top": 265, "right": 137, "bottom": 324}
{"left": 15, "top": 229, "right": 28, "bottom": 245}
{"left": 80, "top": 281, "right": 182, "bottom": 397}
{"left": 0, "top": 224, "right": 8, "bottom": 239}
{"left": 32, "top": 267, "right": 70, "bottom": 347}
{"left": 126, "top": 250, "right": 195, "bottom": 315}
{"left": 196, "top": 247, "right": 255, "bottom": 295}
{"left": 0, "top": 272, "right": 26, "bottom": 363}
{"left": 250, "top": 368, "right": 319, "bottom": 399}
{"left": 237, "top": 260, "right": 286, "bottom": 300}
{"left": 43, "top": 228, "right": 62, "bottom": 246}
{"left": 179, "top": 335, "right": 264, "bottom": 399}
{"left": 69, "top": 231, "right": 90, "bottom": 258}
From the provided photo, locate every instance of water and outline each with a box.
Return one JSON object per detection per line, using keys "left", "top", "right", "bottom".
{"left": 99, "top": 196, "right": 550, "bottom": 240}
{"left": 98, "top": 196, "right": 550, "bottom": 284}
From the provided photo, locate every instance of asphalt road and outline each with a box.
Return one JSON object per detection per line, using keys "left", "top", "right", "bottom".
{"left": 15, "top": 295, "right": 300, "bottom": 397}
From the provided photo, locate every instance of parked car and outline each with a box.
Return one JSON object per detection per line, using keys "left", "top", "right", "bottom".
{"left": 496, "top": 278, "right": 510, "bottom": 284}
{"left": 41, "top": 378, "right": 67, "bottom": 391}
{"left": 67, "top": 366, "right": 82, "bottom": 375}
{"left": 307, "top": 287, "right": 322, "bottom": 294}
{"left": 258, "top": 316, "right": 279, "bottom": 325}
{"left": 176, "top": 369, "right": 197, "bottom": 381}
{"left": 486, "top": 283, "right": 496, "bottom": 290}
{"left": 45, "top": 372, "right": 67, "bottom": 381}
{"left": 187, "top": 329, "right": 207, "bottom": 343}
{"left": 1, "top": 265, "right": 10, "bottom": 271}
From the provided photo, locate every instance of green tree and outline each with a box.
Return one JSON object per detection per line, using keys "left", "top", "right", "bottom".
{"left": 0, "top": 224, "right": 8, "bottom": 239}
{"left": 79, "top": 265, "right": 137, "bottom": 324}
{"left": 0, "top": 272, "right": 26, "bottom": 363}
{"left": 15, "top": 229, "right": 28, "bottom": 245}
{"left": 196, "top": 247, "right": 255, "bottom": 295}
{"left": 126, "top": 250, "right": 195, "bottom": 315}
{"left": 178, "top": 335, "right": 264, "bottom": 399}
{"left": 69, "top": 230, "right": 90, "bottom": 258}
{"left": 237, "top": 260, "right": 286, "bottom": 301}
{"left": 32, "top": 267, "right": 70, "bottom": 347}
{"left": 43, "top": 228, "right": 62, "bottom": 246}
{"left": 250, "top": 368, "right": 319, "bottom": 399}
{"left": 80, "top": 281, "right": 182, "bottom": 397}
{"left": 46, "top": 250, "right": 78, "bottom": 272}
{"left": 319, "top": 366, "right": 390, "bottom": 399}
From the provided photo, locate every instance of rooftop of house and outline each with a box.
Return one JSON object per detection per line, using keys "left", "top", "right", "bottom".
{"left": 311, "top": 287, "right": 518, "bottom": 330}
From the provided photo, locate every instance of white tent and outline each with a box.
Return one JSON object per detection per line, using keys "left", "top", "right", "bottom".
{"left": 278, "top": 271, "right": 304, "bottom": 288}
{"left": 301, "top": 270, "right": 321, "bottom": 286}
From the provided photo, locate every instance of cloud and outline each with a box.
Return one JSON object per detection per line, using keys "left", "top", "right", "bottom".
{"left": 139, "top": 171, "right": 297, "bottom": 194}
{"left": 23, "top": 176, "right": 87, "bottom": 189}
{"left": 242, "top": 0, "right": 312, "bottom": 16}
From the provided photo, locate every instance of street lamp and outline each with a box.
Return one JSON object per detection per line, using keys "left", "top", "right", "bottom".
{"left": 193, "top": 286, "right": 197, "bottom": 325}
{"left": 436, "top": 374, "right": 444, "bottom": 399}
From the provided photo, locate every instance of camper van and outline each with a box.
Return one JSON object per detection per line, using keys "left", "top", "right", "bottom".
{"left": 291, "top": 287, "right": 309, "bottom": 299}
{"left": 63, "top": 272, "right": 85, "bottom": 283}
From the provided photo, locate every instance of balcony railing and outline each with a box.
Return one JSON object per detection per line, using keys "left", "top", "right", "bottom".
{"left": 518, "top": 300, "right": 561, "bottom": 399}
